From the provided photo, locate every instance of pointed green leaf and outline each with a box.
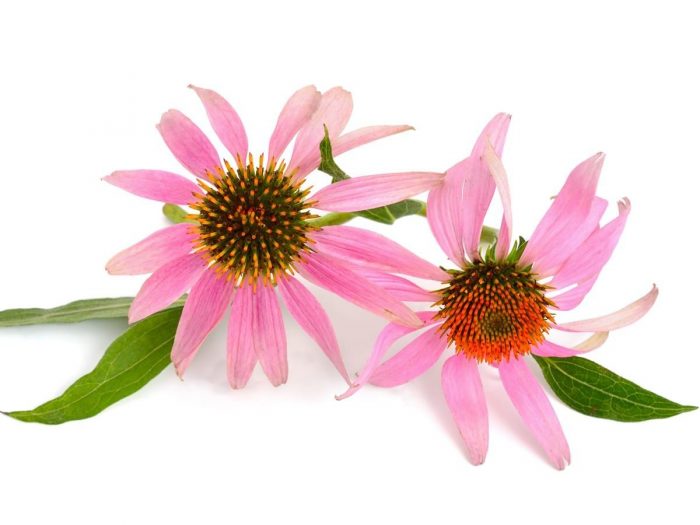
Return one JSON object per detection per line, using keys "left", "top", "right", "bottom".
{"left": 533, "top": 355, "right": 697, "bottom": 421}
{"left": 318, "top": 128, "right": 427, "bottom": 225}
{"left": 0, "top": 297, "right": 134, "bottom": 327}
{"left": 4, "top": 307, "right": 182, "bottom": 424}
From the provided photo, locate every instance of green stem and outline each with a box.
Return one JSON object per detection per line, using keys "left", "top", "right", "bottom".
{"left": 307, "top": 212, "right": 356, "bottom": 228}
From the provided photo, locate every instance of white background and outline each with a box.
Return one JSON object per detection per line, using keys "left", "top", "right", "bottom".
{"left": 0, "top": 1, "right": 697, "bottom": 523}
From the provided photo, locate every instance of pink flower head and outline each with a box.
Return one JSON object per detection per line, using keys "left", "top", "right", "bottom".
{"left": 338, "top": 114, "right": 658, "bottom": 469}
{"left": 105, "top": 85, "right": 445, "bottom": 388}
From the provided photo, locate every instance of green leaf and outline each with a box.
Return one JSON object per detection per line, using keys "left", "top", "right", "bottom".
{"left": 0, "top": 297, "right": 134, "bottom": 327}
{"left": 318, "top": 127, "right": 427, "bottom": 225}
{"left": 4, "top": 307, "right": 182, "bottom": 424}
{"left": 163, "top": 203, "right": 196, "bottom": 224}
{"left": 533, "top": 355, "right": 697, "bottom": 422}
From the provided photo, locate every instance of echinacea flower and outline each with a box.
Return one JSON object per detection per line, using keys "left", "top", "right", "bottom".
{"left": 105, "top": 85, "right": 447, "bottom": 388}
{"left": 337, "top": 113, "right": 658, "bottom": 469}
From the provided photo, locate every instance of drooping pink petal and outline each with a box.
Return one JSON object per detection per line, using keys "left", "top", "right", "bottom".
{"left": 251, "top": 282, "right": 288, "bottom": 386}
{"left": 311, "top": 225, "right": 448, "bottom": 281}
{"left": 157, "top": 110, "right": 221, "bottom": 179}
{"left": 171, "top": 268, "right": 235, "bottom": 377}
{"left": 106, "top": 223, "right": 196, "bottom": 275}
{"left": 278, "top": 276, "right": 349, "bottom": 383}
{"left": 531, "top": 332, "right": 609, "bottom": 357}
{"left": 336, "top": 311, "right": 438, "bottom": 400}
{"left": 189, "top": 85, "right": 248, "bottom": 162}
{"left": 297, "top": 252, "right": 422, "bottom": 328}
{"left": 226, "top": 282, "right": 257, "bottom": 389}
{"left": 498, "top": 358, "right": 571, "bottom": 470}
{"left": 556, "top": 285, "right": 658, "bottom": 333}
{"left": 104, "top": 170, "right": 200, "bottom": 205}
{"left": 331, "top": 125, "right": 413, "bottom": 157}
{"left": 369, "top": 326, "right": 447, "bottom": 387}
{"left": 461, "top": 113, "right": 512, "bottom": 258}
{"left": 128, "top": 253, "right": 207, "bottom": 323}
{"left": 427, "top": 162, "right": 465, "bottom": 265}
{"left": 354, "top": 268, "right": 441, "bottom": 302}
{"left": 522, "top": 154, "right": 606, "bottom": 276}
{"left": 483, "top": 142, "right": 513, "bottom": 259}
{"left": 289, "top": 87, "right": 353, "bottom": 175}
{"left": 548, "top": 276, "right": 598, "bottom": 311}
{"left": 441, "top": 355, "right": 489, "bottom": 465}
{"left": 268, "top": 85, "right": 322, "bottom": 162}
{"left": 311, "top": 172, "right": 444, "bottom": 212}
{"left": 550, "top": 198, "right": 631, "bottom": 290}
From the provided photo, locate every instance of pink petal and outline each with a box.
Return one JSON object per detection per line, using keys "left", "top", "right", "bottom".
{"left": 427, "top": 163, "right": 466, "bottom": 265}
{"left": 548, "top": 276, "right": 598, "bottom": 311}
{"left": 336, "top": 311, "right": 438, "bottom": 400}
{"left": 311, "top": 225, "right": 448, "bottom": 281}
{"left": 354, "top": 268, "right": 441, "bottom": 302}
{"left": 483, "top": 142, "right": 513, "bottom": 259}
{"left": 227, "top": 282, "right": 257, "bottom": 389}
{"left": 499, "top": 358, "right": 571, "bottom": 470}
{"left": 289, "top": 87, "right": 353, "bottom": 176}
{"left": 157, "top": 109, "right": 221, "bottom": 178}
{"left": 298, "top": 252, "right": 422, "bottom": 327}
{"left": 441, "top": 355, "right": 489, "bottom": 465}
{"left": 104, "top": 170, "right": 200, "bottom": 205}
{"left": 461, "top": 113, "right": 512, "bottom": 258}
{"left": 189, "top": 85, "right": 248, "bottom": 162}
{"left": 106, "top": 223, "right": 196, "bottom": 275}
{"left": 522, "top": 154, "right": 606, "bottom": 276}
{"left": 129, "top": 253, "right": 207, "bottom": 323}
{"left": 550, "top": 198, "right": 630, "bottom": 290}
{"left": 531, "top": 332, "right": 609, "bottom": 357}
{"left": 311, "top": 172, "right": 444, "bottom": 212}
{"left": 268, "top": 85, "right": 322, "bottom": 162}
{"left": 369, "top": 326, "right": 447, "bottom": 387}
{"left": 251, "top": 283, "right": 288, "bottom": 386}
{"left": 278, "top": 276, "right": 349, "bottom": 383}
{"left": 556, "top": 285, "right": 658, "bottom": 333}
{"left": 171, "top": 268, "right": 234, "bottom": 377}
{"left": 331, "top": 125, "right": 413, "bottom": 157}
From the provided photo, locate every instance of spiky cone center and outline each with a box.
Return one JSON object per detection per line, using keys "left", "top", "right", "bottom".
{"left": 434, "top": 258, "right": 556, "bottom": 364}
{"left": 189, "top": 154, "right": 317, "bottom": 285}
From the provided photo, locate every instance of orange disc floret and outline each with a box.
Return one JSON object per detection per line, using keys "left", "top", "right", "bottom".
{"left": 190, "top": 153, "right": 317, "bottom": 285}
{"left": 434, "top": 259, "right": 555, "bottom": 364}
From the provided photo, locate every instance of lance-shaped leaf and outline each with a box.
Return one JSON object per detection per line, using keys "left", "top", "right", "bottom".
{"left": 0, "top": 297, "right": 135, "bottom": 326}
{"left": 3, "top": 307, "right": 182, "bottom": 424}
{"left": 533, "top": 355, "right": 697, "bottom": 422}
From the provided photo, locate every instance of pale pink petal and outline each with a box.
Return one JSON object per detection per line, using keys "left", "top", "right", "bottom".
{"left": 227, "top": 282, "right": 257, "bottom": 389}
{"left": 531, "top": 332, "right": 609, "bottom": 357}
{"left": 157, "top": 109, "right": 221, "bottom": 178}
{"left": 298, "top": 252, "right": 422, "bottom": 327}
{"left": 289, "top": 87, "right": 353, "bottom": 175}
{"left": 104, "top": 170, "right": 200, "bottom": 205}
{"left": 441, "top": 355, "right": 489, "bottom": 465}
{"left": 332, "top": 125, "right": 413, "bottom": 157}
{"left": 369, "top": 326, "right": 447, "bottom": 386}
{"left": 354, "top": 268, "right": 441, "bottom": 302}
{"left": 556, "top": 285, "right": 658, "bottom": 333}
{"left": 336, "top": 311, "right": 438, "bottom": 400}
{"left": 251, "top": 283, "right": 288, "bottom": 386}
{"left": 499, "top": 358, "right": 571, "bottom": 470}
{"left": 129, "top": 253, "right": 207, "bottom": 323}
{"left": 311, "top": 225, "right": 448, "bottom": 281}
{"left": 550, "top": 198, "right": 630, "bottom": 290}
{"left": 427, "top": 162, "right": 466, "bottom": 265}
{"left": 548, "top": 277, "right": 597, "bottom": 311}
{"left": 267, "top": 85, "right": 322, "bottom": 162}
{"left": 189, "top": 85, "right": 248, "bottom": 161}
{"left": 522, "top": 154, "right": 606, "bottom": 276}
{"left": 278, "top": 276, "right": 349, "bottom": 383}
{"left": 311, "top": 172, "right": 444, "bottom": 212}
{"left": 461, "top": 113, "right": 512, "bottom": 258}
{"left": 106, "top": 223, "right": 196, "bottom": 275}
{"left": 483, "top": 142, "right": 512, "bottom": 259}
{"left": 171, "top": 268, "right": 234, "bottom": 377}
